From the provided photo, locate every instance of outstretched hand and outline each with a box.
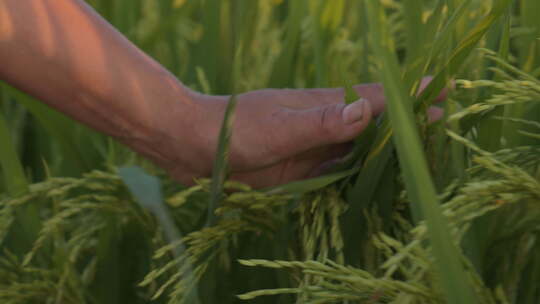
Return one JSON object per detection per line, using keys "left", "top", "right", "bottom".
{"left": 0, "top": 1, "right": 447, "bottom": 189}
{"left": 159, "top": 77, "right": 447, "bottom": 188}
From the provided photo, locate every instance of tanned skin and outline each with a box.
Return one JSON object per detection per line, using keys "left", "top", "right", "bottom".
{"left": 0, "top": 0, "right": 446, "bottom": 188}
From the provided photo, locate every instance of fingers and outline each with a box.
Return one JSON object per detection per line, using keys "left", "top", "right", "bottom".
{"left": 231, "top": 144, "right": 352, "bottom": 188}
{"left": 271, "top": 99, "right": 373, "bottom": 159}
{"left": 274, "top": 76, "right": 451, "bottom": 118}
{"left": 427, "top": 106, "right": 444, "bottom": 123}
{"left": 353, "top": 76, "right": 448, "bottom": 112}
{"left": 353, "top": 82, "right": 386, "bottom": 114}
{"left": 418, "top": 76, "right": 451, "bottom": 104}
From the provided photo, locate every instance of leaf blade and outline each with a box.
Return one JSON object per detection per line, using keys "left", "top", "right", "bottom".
{"left": 365, "top": 2, "right": 479, "bottom": 303}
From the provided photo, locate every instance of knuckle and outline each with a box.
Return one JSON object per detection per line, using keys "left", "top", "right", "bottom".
{"left": 318, "top": 106, "right": 334, "bottom": 135}
{"left": 317, "top": 105, "right": 342, "bottom": 138}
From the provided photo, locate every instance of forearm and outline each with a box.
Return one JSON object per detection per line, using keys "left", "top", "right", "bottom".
{"left": 0, "top": 0, "right": 200, "bottom": 160}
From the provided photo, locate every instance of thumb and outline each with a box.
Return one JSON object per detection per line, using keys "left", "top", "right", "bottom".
{"left": 277, "top": 99, "right": 372, "bottom": 156}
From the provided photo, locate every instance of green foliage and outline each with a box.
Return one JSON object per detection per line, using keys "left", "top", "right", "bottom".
{"left": 364, "top": 1, "right": 481, "bottom": 302}
{"left": 1, "top": 1, "right": 540, "bottom": 303}
{"left": 0, "top": 111, "right": 27, "bottom": 196}
{"left": 207, "top": 95, "right": 238, "bottom": 227}
{"left": 237, "top": 91, "right": 540, "bottom": 303}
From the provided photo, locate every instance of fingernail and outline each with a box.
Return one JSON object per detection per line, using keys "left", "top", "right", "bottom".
{"left": 343, "top": 99, "right": 365, "bottom": 124}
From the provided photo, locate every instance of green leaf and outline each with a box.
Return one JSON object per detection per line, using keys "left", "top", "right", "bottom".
{"left": 0, "top": 108, "right": 39, "bottom": 255}
{"left": 346, "top": 0, "right": 513, "bottom": 235}
{"left": 118, "top": 166, "right": 201, "bottom": 302}
{"left": 476, "top": 9, "right": 512, "bottom": 152}
{"left": 264, "top": 168, "right": 358, "bottom": 195}
{"left": 310, "top": 0, "right": 329, "bottom": 87}
{"left": 403, "top": 0, "right": 467, "bottom": 92}
{"left": 195, "top": 0, "right": 222, "bottom": 93}
{"left": 268, "top": 0, "right": 306, "bottom": 88}
{"left": 0, "top": 111, "right": 27, "bottom": 196}
{"left": 4, "top": 84, "right": 96, "bottom": 176}
{"left": 417, "top": 0, "right": 514, "bottom": 109}
{"left": 118, "top": 166, "right": 163, "bottom": 210}
{"left": 118, "top": 167, "right": 182, "bottom": 255}
{"left": 346, "top": 121, "right": 393, "bottom": 201}
{"left": 340, "top": 59, "right": 361, "bottom": 104}
{"left": 206, "top": 95, "right": 238, "bottom": 227}
{"left": 365, "top": 2, "right": 479, "bottom": 303}
{"left": 342, "top": 140, "right": 394, "bottom": 266}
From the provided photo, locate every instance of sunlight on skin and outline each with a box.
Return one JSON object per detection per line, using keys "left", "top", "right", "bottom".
{"left": 0, "top": 0, "right": 196, "bottom": 142}
{"left": 0, "top": 0, "right": 207, "bottom": 183}
{"left": 0, "top": 2, "right": 13, "bottom": 41}
{"left": 32, "top": 1, "right": 56, "bottom": 57}
{"left": 41, "top": 1, "right": 113, "bottom": 107}
{"left": 42, "top": 0, "right": 194, "bottom": 139}
{"left": 116, "top": 67, "right": 154, "bottom": 135}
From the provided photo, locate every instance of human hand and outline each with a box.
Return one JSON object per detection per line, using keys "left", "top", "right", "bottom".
{"left": 0, "top": 0, "right": 447, "bottom": 189}
{"left": 153, "top": 77, "right": 447, "bottom": 189}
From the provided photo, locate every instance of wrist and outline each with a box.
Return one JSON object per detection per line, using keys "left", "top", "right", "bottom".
{"left": 127, "top": 82, "right": 231, "bottom": 183}
{"left": 120, "top": 79, "right": 205, "bottom": 170}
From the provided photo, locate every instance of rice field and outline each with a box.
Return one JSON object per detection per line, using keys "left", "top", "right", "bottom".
{"left": 0, "top": 0, "right": 539, "bottom": 303}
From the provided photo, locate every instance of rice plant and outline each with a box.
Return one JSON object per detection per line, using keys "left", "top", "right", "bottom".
{"left": 1, "top": 1, "right": 539, "bottom": 303}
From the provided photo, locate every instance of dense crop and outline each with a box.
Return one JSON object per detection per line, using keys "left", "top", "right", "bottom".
{"left": 1, "top": 1, "right": 539, "bottom": 304}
